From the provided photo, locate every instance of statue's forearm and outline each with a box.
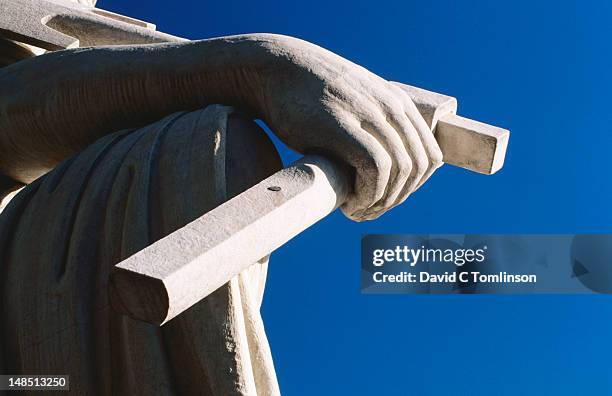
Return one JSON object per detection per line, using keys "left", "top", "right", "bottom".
{"left": 0, "top": 31, "right": 449, "bottom": 221}
{"left": 0, "top": 34, "right": 301, "bottom": 182}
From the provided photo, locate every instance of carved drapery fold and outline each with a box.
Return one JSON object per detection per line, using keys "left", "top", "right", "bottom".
{"left": 0, "top": 106, "right": 281, "bottom": 395}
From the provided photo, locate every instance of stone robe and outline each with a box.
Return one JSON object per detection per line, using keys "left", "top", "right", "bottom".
{"left": 0, "top": 105, "right": 282, "bottom": 395}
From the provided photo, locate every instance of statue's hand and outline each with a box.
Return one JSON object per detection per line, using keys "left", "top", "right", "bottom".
{"left": 254, "top": 35, "right": 443, "bottom": 221}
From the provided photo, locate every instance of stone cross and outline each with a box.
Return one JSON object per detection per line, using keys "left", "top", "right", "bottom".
{"left": 110, "top": 83, "right": 509, "bottom": 325}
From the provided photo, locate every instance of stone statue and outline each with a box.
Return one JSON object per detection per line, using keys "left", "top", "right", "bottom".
{"left": 0, "top": 0, "right": 507, "bottom": 394}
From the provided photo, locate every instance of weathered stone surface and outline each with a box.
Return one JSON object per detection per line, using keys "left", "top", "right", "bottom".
{"left": 0, "top": 106, "right": 282, "bottom": 395}
{"left": 436, "top": 114, "right": 509, "bottom": 174}
{"left": 392, "top": 82, "right": 458, "bottom": 130}
{"left": 0, "top": 0, "right": 181, "bottom": 50}
{"left": 393, "top": 82, "right": 508, "bottom": 175}
{"left": 112, "top": 154, "right": 350, "bottom": 325}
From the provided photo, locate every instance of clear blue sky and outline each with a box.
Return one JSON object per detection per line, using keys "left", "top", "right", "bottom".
{"left": 99, "top": 0, "right": 612, "bottom": 394}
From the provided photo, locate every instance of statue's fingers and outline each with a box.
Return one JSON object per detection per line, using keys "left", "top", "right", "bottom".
{"left": 381, "top": 109, "right": 429, "bottom": 212}
{"left": 402, "top": 95, "right": 444, "bottom": 190}
{"left": 358, "top": 111, "right": 413, "bottom": 219}
{"left": 333, "top": 113, "right": 393, "bottom": 221}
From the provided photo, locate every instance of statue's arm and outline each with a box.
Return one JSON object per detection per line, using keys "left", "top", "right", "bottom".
{"left": 0, "top": 33, "right": 442, "bottom": 220}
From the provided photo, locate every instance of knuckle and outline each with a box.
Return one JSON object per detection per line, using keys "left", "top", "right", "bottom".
{"left": 358, "top": 150, "right": 391, "bottom": 202}
{"left": 381, "top": 97, "right": 403, "bottom": 117}
{"left": 372, "top": 151, "right": 392, "bottom": 177}
{"left": 414, "top": 154, "right": 428, "bottom": 178}
{"left": 396, "top": 155, "right": 413, "bottom": 180}
{"left": 430, "top": 148, "right": 444, "bottom": 168}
